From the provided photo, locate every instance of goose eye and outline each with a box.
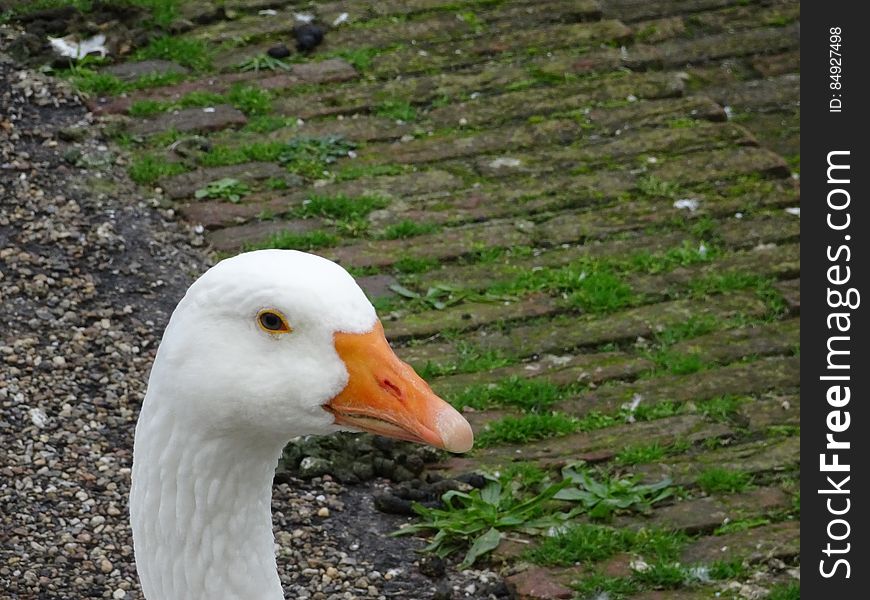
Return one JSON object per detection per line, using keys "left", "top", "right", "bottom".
{"left": 257, "top": 310, "right": 291, "bottom": 333}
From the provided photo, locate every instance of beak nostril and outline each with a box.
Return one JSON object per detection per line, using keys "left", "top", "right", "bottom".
{"left": 379, "top": 378, "right": 403, "bottom": 399}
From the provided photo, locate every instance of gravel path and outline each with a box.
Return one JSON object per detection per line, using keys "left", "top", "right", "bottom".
{"left": 0, "top": 41, "right": 502, "bottom": 600}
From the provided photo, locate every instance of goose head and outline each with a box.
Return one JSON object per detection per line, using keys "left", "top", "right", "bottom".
{"left": 131, "top": 249, "right": 473, "bottom": 600}
{"left": 144, "top": 248, "right": 473, "bottom": 452}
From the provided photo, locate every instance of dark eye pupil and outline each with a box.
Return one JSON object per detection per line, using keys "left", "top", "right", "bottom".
{"left": 261, "top": 313, "right": 282, "bottom": 330}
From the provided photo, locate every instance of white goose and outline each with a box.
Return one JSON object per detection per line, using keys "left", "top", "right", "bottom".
{"left": 130, "top": 249, "right": 473, "bottom": 600}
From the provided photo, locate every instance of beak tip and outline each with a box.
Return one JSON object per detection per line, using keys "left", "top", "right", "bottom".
{"left": 435, "top": 407, "right": 474, "bottom": 454}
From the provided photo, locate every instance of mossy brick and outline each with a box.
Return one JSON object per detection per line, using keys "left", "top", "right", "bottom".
{"left": 504, "top": 566, "right": 576, "bottom": 600}
{"left": 740, "top": 393, "right": 800, "bottom": 432}
{"left": 327, "top": 221, "right": 532, "bottom": 268}
{"left": 536, "top": 122, "right": 758, "bottom": 171}
{"left": 680, "top": 521, "right": 799, "bottom": 564}
{"left": 206, "top": 218, "right": 324, "bottom": 252}
{"left": 717, "top": 215, "right": 800, "bottom": 249}
{"left": 365, "top": 176, "right": 796, "bottom": 271}
{"left": 558, "top": 356, "right": 799, "bottom": 418}
{"left": 130, "top": 105, "right": 248, "bottom": 137}
{"left": 357, "top": 118, "right": 584, "bottom": 166}
{"left": 603, "top": 0, "right": 744, "bottom": 22}
{"left": 638, "top": 436, "right": 799, "bottom": 487}
{"left": 586, "top": 96, "right": 726, "bottom": 133}
{"left": 751, "top": 50, "right": 800, "bottom": 78}
{"left": 629, "top": 243, "right": 800, "bottom": 296}
{"left": 275, "top": 65, "right": 532, "bottom": 119}
{"left": 177, "top": 0, "right": 223, "bottom": 23}
{"left": 382, "top": 170, "right": 635, "bottom": 226}
{"left": 631, "top": 16, "right": 686, "bottom": 43}
{"left": 215, "top": 114, "right": 415, "bottom": 146}
{"left": 733, "top": 111, "right": 800, "bottom": 160}
{"left": 422, "top": 217, "right": 800, "bottom": 290}
{"left": 371, "top": 20, "right": 632, "bottom": 77}
{"left": 530, "top": 47, "right": 623, "bottom": 79}
{"left": 102, "top": 60, "right": 189, "bottom": 82}
{"left": 706, "top": 74, "right": 800, "bottom": 112}
{"left": 356, "top": 274, "right": 401, "bottom": 301}
{"left": 323, "top": 1, "right": 603, "bottom": 52}
{"left": 289, "top": 115, "right": 415, "bottom": 143}
{"left": 180, "top": 194, "right": 288, "bottom": 230}
{"left": 91, "top": 60, "right": 357, "bottom": 115}
{"left": 386, "top": 243, "right": 794, "bottom": 349}
{"left": 623, "top": 24, "right": 800, "bottom": 69}
{"left": 159, "top": 162, "right": 291, "bottom": 199}
{"left": 429, "top": 352, "right": 653, "bottom": 398}
{"left": 773, "top": 279, "right": 799, "bottom": 315}
{"left": 413, "top": 231, "right": 691, "bottom": 293}
{"left": 425, "top": 72, "right": 685, "bottom": 129}
{"left": 398, "top": 291, "right": 766, "bottom": 367}
{"left": 685, "top": 1, "right": 800, "bottom": 35}
{"left": 385, "top": 294, "right": 562, "bottom": 341}
{"left": 649, "top": 146, "right": 790, "bottom": 183}
{"left": 471, "top": 415, "right": 731, "bottom": 463}
{"left": 614, "top": 487, "right": 792, "bottom": 535}
{"left": 182, "top": 169, "right": 461, "bottom": 229}
{"left": 669, "top": 318, "right": 800, "bottom": 365}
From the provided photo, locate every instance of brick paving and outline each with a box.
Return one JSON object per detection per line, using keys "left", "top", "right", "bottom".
{"left": 103, "top": 0, "right": 800, "bottom": 597}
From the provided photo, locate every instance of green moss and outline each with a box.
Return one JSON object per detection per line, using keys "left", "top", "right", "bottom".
{"left": 636, "top": 175, "right": 682, "bottom": 199}
{"left": 374, "top": 100, "right": 417, "bottom": 122}
{"left": 226, "top": 85, "right": 272, "bottom": 115}
{"left": 697, "top": 467, "right": 753, "bottom": 494}
{"left": 631, "top": 561, "right": 686, "bottom": 589}
{"left": 393, "top": 256, "right": 439, "bottom": 274}
{"left": 528, "top": 524, "right": 686, "bottom": 565}
{"left": 766, "top": 582, "right": 800, "bottom": 600}
{"left": 381, "top": 220, "right": 440, "bottom": 240}
{"left": 714, "top": 517, "right": 770, "bottom": 536}
{"left": 298, "top": 193, "right": 388, "bottom": 221}
{"left": 698, "top": 394, "right": 746, "bottom": 422}
{"left": 572, "top": 573, "right": 638, "bottom": 599}
{"left": 418, "top": 342, "right": 512, "bottom": 379}
{"left": 244, "top": 115, "right": 298, "bottom": 133}
{"left": 615, "top": 442, "right": 667, "bottom": 465}
{"left": 128, "top": 153, "right": 187, "bottom": 185}
{"left": 707, "top": 558, "right": 751, "bottom": 580}
{"left": 448, "top": 377, "right": 568, "bottom": 412}
{"left": 334, "top": 163, "right": 408, "bottom": 182}
{"left": 135, "top": 35, "right": 213, "bottom": 71}
{"left": 332, "top": 47, "right": 382, "bottom": 72}
{"left": 476, "top": 412, "right": 580, "bottom": 446}
{"left": 128, "top": 99, "right": 166, "bottom": 117}
{"left": 493, "top": 462, "right": 551, "bottom": 490}
{"left": 566, "top": 270, "right": 637, "bottom": 313}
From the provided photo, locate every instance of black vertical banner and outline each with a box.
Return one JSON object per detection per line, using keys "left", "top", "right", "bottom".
{"left": 802, "top": 3, "right": 870, "bottom": 597}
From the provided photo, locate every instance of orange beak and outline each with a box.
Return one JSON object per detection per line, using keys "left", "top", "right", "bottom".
{"left": 324, "top": 321, "right": 473, "bottom": 453}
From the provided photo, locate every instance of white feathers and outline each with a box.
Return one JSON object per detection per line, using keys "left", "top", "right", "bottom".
{"left": 131, "top": 250, "right": 379, "bottom": 600}
{"left": 48, "top": 34, "right": 108, "bottom": 59}
{"left": 673, "top": 198, "right": 700, "bottom": 212}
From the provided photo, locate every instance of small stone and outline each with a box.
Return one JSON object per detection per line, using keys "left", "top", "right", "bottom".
{"left": 317, "top": 507, "right": 330, "bottom": 518}
{"left": 267, "top": 45, "right": 291, "bottom": 59}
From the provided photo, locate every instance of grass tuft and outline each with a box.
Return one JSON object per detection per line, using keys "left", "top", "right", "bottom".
{"left": 696, "top": 467, "right": 753, "bottom": 494}
{"left": 134, "top": 35, "right": 213, "bottom": 71}
{"left": 381, "top": 220, "right": 440, "bottom": 240}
